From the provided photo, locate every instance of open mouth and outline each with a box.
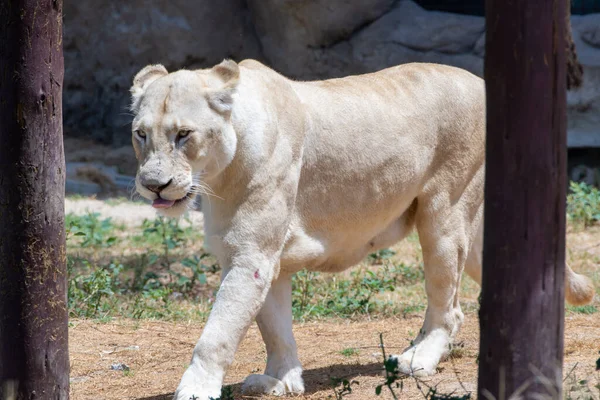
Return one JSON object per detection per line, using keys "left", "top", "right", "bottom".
{"left": 152, "top": 192, "right": 193, "bottom": 209}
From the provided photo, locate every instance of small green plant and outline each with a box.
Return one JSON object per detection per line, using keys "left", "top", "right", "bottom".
{"left": 376, "top": 334, "right": 405, "bottom": 399}
{"left": 68, "top": 259, "right": 122, "bottom": 318}
{"left": 368, "top": 248, "right": 397, "bottom": 264}
{"left": 340, "top": 347, "right": 359, "bottom": 357}
{"left": 330, "top": 377, "right": 359, "bottom": 399}
{"left": 138, "top": 217, "right": 190, "bottom": 263}
{"left": 567, "top": 181, "right": 600, "bottom": 227}
{"left": 180, "top": 255, "right": 210, "bottom": 288}
{"left": 209, "top": 385, "right": 234, "bottom": 400}
{"left": 391, "top": 263, "right": 425, "bottom": 285}
{"left": 66, "top": 212, "right": 119, "bottom": 247}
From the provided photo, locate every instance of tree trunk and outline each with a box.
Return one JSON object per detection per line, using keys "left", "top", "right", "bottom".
{"left": 478, "top": 0, "right": 567, "bottom": 399}
{"left": 0, "top": 1, "right": 69, "bottom": 399}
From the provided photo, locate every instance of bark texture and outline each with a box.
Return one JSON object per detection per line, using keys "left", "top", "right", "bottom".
{"left": 0, "top": 0, "right": 69, "bottom": 398}
{"left": 478, "top": 0, "right": 567, "bottom": 398}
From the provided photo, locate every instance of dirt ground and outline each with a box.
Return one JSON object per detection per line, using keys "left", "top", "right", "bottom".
{"left": 69, "top": 314, "right": 600, "bottom": 400}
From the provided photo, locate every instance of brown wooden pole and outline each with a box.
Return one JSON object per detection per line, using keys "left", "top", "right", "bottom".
{"left": 478, "top": 0, "right": 567, "bottom": 399}
{"left": 0, "top": 0, "right": 69, "bottom": 398}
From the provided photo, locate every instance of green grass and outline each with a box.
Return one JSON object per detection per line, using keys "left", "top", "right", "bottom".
{"left": 66, "top": 180, "right": 599, "bottom": 323}
{"left": 65, "top": 214, "right": 430, "bottom": 322}
{"left": 567, "top": 181, "right": 600, "bottom": 227}
{"left": 567, "top": 304, "right": 598, "bottom": 315}
{"left": 66, "top": 211, "right": 212, "bottom": 321}
{"left": 290, "top": 263, "right": 425, "bottom": 321}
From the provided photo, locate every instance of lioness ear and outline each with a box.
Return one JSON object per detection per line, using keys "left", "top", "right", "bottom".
{"left": 212, "top": 59, "right": 240, "bottom": 84}
{"left": 130, "top": 64, "right": 168, "bottom": 111}
{"left": 206, "top": 59, "right": 240, "bottom": 115}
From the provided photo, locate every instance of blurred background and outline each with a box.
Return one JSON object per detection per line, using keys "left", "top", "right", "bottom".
{"left": 62, "top": 0, "right": 600, "bottom": 196}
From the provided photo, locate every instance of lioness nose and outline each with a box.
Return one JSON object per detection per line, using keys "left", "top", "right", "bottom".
{"left": 143, "top": 178, "right": 173, "bottom": 194}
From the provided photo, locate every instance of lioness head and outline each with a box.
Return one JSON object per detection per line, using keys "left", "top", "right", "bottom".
{"left": 129, "top": 60, "right": 239, "bottom": 217}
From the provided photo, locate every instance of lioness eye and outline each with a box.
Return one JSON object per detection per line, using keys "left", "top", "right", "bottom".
{"left": 135, "top": 130, "right": 146, "bottom": 140}
{"left": 178, "top": 129, "right": 192, "bottom": 138}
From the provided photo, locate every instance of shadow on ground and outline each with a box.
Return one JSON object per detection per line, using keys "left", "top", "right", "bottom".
{"left": 134, "top": 362, "right": 383, "bottom": 399}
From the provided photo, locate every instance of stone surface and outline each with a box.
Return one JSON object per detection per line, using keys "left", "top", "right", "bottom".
{"left": 377, "top": 0, "right": 485, "bottom": 54}
{"left": 348, "top": 0, "right": 484, "bottom": 77}
{"left": 63, "top": 0, "right": 261, "bottom": 145}
{"left": 62, "top": 0, "right": 600, "bottom": 146}
{"left": 572, "top": 14, "right": 600, "bottom": 66}
{"left": 246, "top": 0, "right": 396, "bottom": 77}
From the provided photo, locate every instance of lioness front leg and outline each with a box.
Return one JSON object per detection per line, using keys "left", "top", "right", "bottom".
{"left": 242, "top": 273, "right": 304, "bottom": 396}
{"left": 394, "top": 198, "right": 481, "bottom": 376}
{"left": 174, "top": 259, "right": 275, "bottom": 400}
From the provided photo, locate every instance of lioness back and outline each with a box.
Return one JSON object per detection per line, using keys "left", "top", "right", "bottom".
{"left": 240, "top": 62, "right": 487, "bottom": 273}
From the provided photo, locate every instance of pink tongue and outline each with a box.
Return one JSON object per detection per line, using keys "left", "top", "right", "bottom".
{"left": 152, "top": 198, "right": 175, "bottom": 209}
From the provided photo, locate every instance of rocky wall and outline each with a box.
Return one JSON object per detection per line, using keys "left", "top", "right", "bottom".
{"left": 63, "top": 0, "right": 600, "bottom": 146}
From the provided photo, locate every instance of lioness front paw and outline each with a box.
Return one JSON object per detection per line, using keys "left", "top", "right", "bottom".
{"left": 242, "top": 374, "right": 286, "bottom": 396}
{"left": 174, "top": 364, "right": 221, "bottom": 400}
{"left": 392, "top": 351, "right": 437, "bottom": 377}
{"left": 242, "top": 368, "right": 305, "bottom": 396}
{"left": 392, "top": 327, "right": 454, "bottom": 376}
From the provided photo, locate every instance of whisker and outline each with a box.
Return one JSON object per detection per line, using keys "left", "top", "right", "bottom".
{"left": 191, "top": 180, "right": 221, "bottom": 198}
{"left": 128, "top": 178, "right": 141, "bottom": 202}
{"left": 190, "top": 188, "right": 223, "bottom": 201}
{"left": 188, "top": 171, "right": 223, "bottom": 214}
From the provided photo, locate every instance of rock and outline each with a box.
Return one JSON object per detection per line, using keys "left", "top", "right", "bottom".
{"left": 571, "top": 14, "right": 600, "bottom": 66}
{"left": 582, "top": 27, "right": 600, "bottom": 48}
{"left": 104, "top": 146, "right": 138, "bottom": 176}
{"left": 349, "top": 1, "right": 484, "bottom": 77}
{"left": 63, "top": 0, "right": 261, "bottom": 145}
{"left": 473, "top": 33, "right": 486, "bottom": 57}
{"left": 247, "top": 0, "right": 396, "bottom": 77}
{"left": 110, "top": 363, "right": 130, "bottom": 372}
{"left": 65, "top": 179, "right": 102, "bottom": 196}
{"left": 65, "top": 162, "right": 136, "bottom": 196}
{"left": 571, "top": 165, "right": 600, "bottom": 186}
{"left": 169, "top": 292, "right": 184, "bottom": 301}
{"left": 377, "top": 0, "right": 485, "bottom": 54}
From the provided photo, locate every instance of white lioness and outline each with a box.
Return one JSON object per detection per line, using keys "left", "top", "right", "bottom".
{"left": 130, "top": 59, "right": 594, "bottom": 399}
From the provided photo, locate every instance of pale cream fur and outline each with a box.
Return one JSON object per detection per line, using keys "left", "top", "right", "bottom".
{"left": 129, "top": 59, "right": 595, "bottom": 400}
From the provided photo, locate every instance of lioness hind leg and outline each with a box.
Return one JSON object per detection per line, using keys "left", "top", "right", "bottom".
{"left": 242, "top": 273, "right": 305, "bottom": 396}
{"left": 464, "top": 220, "right": 483, "bottom": 285}
{"left": 463, "top": 220, "right": 594, "bottom": 305}
{"left": 394, "top": 194, "right": 482, "bottom": 376}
